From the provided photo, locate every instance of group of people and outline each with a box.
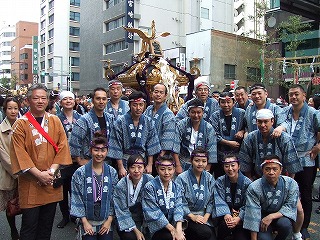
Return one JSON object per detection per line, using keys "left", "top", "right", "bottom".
{"left": 0, "top": 79, "right": 318, "bottom": 240}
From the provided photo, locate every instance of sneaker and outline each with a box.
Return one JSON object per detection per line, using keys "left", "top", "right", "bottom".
{"left": 292, "top": 232, "right": 302, "bottom": 240}
{"left": 300, "top": 228, "right": 310, "bottom": 240}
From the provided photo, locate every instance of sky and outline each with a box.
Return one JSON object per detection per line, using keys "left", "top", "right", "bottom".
{"left": 0, "top": 0, "right": 40, "bottom": 26}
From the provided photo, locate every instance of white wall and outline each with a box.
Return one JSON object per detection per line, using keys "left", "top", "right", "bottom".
{"left": 186, "top": 29, "right": 212, "bottom": 79}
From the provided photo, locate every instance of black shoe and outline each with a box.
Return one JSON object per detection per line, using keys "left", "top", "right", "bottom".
{"left": 11, "top": 230, "right": 19, "bottom": 240}
{"left": 70, "top": 216, "right": 77, "bottom": 224}
{"left": 57, "top": 218, "right": 70, "bottom": 228}
{"left": 315, "top": 206, "right": 320, "bottom": 214}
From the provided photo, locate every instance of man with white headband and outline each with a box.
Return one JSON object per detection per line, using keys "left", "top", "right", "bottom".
{"left": 175, "top": 80, "right": 219, "bottom": 123}
{"left": 108, "top": 91, "right": 161, "bottom": 177}
{"left": 239, "top": 108, "right": 302, "bottom": 179}
{"left": 106, "top": 79, "right": 129, "bottom": 118}
{"left": 244, "top": 83, "right": 285, "bottom": 135}
{"left": 172, "top": 98, "right": 217, "bottom": 174}
{"left": 69, "top": 88, "right": 113, "bottom": 166}
{"left": 243, "top": 155, "right": 300, "bottom": 240}
{"left": 209, "top": 91, "right": 246, "bottom": 178}
{"left": 56, "top": 91, "right": 82, "bottom": 228}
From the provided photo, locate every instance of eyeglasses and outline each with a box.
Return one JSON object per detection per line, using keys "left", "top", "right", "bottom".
{"left": 197, "top": 88, "right": 209, "bottom": 93}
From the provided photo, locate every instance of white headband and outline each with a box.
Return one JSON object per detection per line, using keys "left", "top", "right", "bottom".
{"left": 256, "top": 109, "right": 274, "bottom": 119}
{"left": 60, "top": 91, "right": 74, "bottom": 101}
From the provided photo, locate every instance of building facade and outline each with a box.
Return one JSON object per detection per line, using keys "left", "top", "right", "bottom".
{"left": 0, "top": 24, "right": 15, "bottom": 82}
{"left": 233, "top": 0, "right": 270, "bottom": 38}
{"left": 11, "top": 21, "right": 38, "bottom": 88}
{"left": 39, "top": 0, "right": 80, "bottom": 93}
{"left": 79, "top": 0, "right": 234, "bottom": 94}
{"left": 187, "top": 29, "right": 262, "bottom": 91}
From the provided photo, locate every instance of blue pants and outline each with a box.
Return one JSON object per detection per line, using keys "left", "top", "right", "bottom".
{"left": 258, "top": 217, "right": 292, "bottom": 240}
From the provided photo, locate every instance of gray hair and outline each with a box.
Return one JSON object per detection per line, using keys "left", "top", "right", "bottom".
{"left": 26, "top": 84, "right": 49, "bottom": 99}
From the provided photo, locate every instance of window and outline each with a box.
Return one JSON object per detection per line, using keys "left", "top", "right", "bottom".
{"left": 70, "top": 12, "right": 80, "bottom": 22}
{"left": 247, "top": 67, "right": 261, "bottom": 81}
{"left": 270, "top": 0, "right": 280, "bottom": 9}
{"left": 20, "top": 74, "right": 28, "bottom": 81}
{"left": 49, "top": 14, "right": 54, "bottom": 24}
{"left": 40, "top": 47, "right": 45, "bottom": 56}
{"left": 48, "top": 29, "right": 54, "bottom": 38}
{"left": 12, "top": 46, "right": 16, "bottom": 52}
{"left": 41, "top": 6, "right": 45, "bottom": 16}
{"left": 49, "top": 0, "right": 54, "bottom": 9}
{"left": 71, "top": 57, "right": 80, "bottom": 66}
{"left": 2, "top": 32, "right": 15, "bottom": 37}
{"left": 69, "top": 42, "right": 80, "bottom": 51}
{"left": 71, "top": 72, "right": 80, "bottom": 81}
{"left": 40, "top": 61, "right": 45, "bottom": 70}
{"left": 70, "top": 0, "right": 80, "bottom": 7}
{"left": 3, "top": 51, "right": 11, "bottom": 56}
{"left": 41, "top": 20, "right": 46, "bottom": 29}
{"left": 20, "top": 53, "right": 28, "bottom": 59}
{"left": 104, "top": 0, "right": 124, "bottom": 9}
{"left": 224, "top": 64, "right": 236, "bottom": 79}
{"left": 2, "top": 41, "right": 11, "bottom": 47}
{"left": 201, "top": 7, "right": 209, "bottom": 19}
{"left": 20, "top": 63, "right": 28, "bottom": 70}
{"left": 48, "top": 58, "right": 53, "bottom": 68}
{"left": 104, "top": 40, "right": 127, "bottom": 54}
{"left": 105, "top": 16, "right": 125, "bottom": 31}
{"left": 40, "top": 33, "right": 45, "bottom": 42}
{"left": 70, "top": 26, "right": 80, "bottom": 36}
{"left": 48, "top": 43, "right": 54, "bottom": 53}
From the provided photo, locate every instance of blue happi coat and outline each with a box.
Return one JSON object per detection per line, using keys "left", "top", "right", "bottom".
{"left": 244, "top": 99, "right": 285, "bottom": 133}
{"left": 210, "top": 107, "right": 245, "bottom": 159}
{"left": 281, "top": 103, "right": 320, "bottom": 167}
{"left": 105, "top": 99, "right": 129, "bottom": 119}
{"left": 113, "top": 174, "right": 154, "bottom": 231}
{"left": 175, "top": 168, "right": 225, "bottom": 225}
{"left": 239, "top": 129, "right": 302, "bottom": 176}
{"left": 70, "top": 161, "right": 118, "bottom": 221}
{"left": 172, "top": 118, "right": 217, "bottom": 165}
{"left": 57, "top": 110, "right": 81, "bottom": 138}
{"left": 144, "top": 103, "right": 176, "bottom": 151}
{"left": 69, "top": 109, "right": 113, "bottom": 159}
{"left": 142, "top": 177, "right": 184, "bottom": 236}
{"left": 243, "top": 176, "right": 299, "bottom": 232}
{"left": 176, "top": 97, "right": 219, "bottom": 123}
{"left": 215, "top": 172, "right": 252, "bottom": 220}
{"left": 107, "top": 112, "right": 161, "bottom": 160}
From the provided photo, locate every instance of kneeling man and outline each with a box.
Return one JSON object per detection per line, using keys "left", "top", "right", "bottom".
{"left": 243, "top": 155, "right": 300, "bottom": 240}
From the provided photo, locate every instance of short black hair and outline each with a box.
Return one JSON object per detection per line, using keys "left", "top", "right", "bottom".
{"left": 289, "top": 84, "right": 305, "bottom": 93}
{"left": 93, "top": 87, "right": 108, "bottom": 98}
{"left": 190, "top": 147, "right": 208, "bottom": 161}
{"left": 235, "top": 86, "right": 247, "bottom": 92}
{"left": 128, "top": 91, "right": 147, "bottom": 102}
{"left": 188, "top": 98, "right": 204, "bottom": 110}
{"left": 219, "top": 92, "right": 235, "bottom": 103}
{"left": 127, "top": 154, "right": 146, "bottom": 168}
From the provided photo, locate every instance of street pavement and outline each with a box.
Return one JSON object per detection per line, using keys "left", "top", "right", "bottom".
{"left": 0, "top": 173, "right": 319, "bottom": 240}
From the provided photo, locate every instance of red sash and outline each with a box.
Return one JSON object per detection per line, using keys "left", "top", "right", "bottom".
{"left": 25, "top": 112, "right": 59, "bottom": 153}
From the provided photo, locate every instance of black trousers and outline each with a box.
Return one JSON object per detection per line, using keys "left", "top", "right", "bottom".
{"left": 185, "top": 220, "right": 216, "bottom": 240}
{"left": 20, "top": 202, "right": 57, "bottom": 240}
{"left": 217, "top": 217, "right": 250, "bottom": 240}
{"left": 152, "top": 228, "right": 173, "bottom": 240}
{"left": 295, "top": 166, "right": 314, "bottom": 229}
{"left": 59, "top": 163, "right": 79, "bottom": 218}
